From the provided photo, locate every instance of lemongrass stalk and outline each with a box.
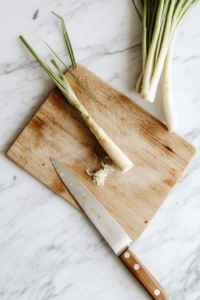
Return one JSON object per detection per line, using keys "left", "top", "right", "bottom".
{"left": 155, "top": 0, "right": 171, "bottom": 63}
{"left": 147, "top": 0, "right": 177, "bottom": 102}
{"left": 50, "top": 63, "right": 133, "bottom": 173}
{"left": 20, "top": 36, "right": 133, "bottom": 173}
{"left": 52, "top": 59, "right": 134, "bottom": 172}
{"left": 134, "top": 0, "right": 146, "bottom": 93}
{"left": 148, "top": 1, "right": 159, "bottom": 52}
{"left": 136, "top": 71, "right": 143, "bottom": 93}
{"left": 163, "top": 0, "right": 200, "bottom": 132}
{"left": 141, "top": 0, "right": 164, "bottom": 101}
{"left": 142, "top": 0, "right": 147, "bottom": 71}
{"left": 163, "top": 27, "right": 180, "bottom": 132}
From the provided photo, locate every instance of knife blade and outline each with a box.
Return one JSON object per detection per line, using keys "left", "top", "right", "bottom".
{"left": 50, "top": 157, "right": 168, "bottom": 300}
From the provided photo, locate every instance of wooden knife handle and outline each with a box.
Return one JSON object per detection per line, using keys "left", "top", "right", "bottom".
{"left": 120, "top": 248, "right": 168, "bottom": 300}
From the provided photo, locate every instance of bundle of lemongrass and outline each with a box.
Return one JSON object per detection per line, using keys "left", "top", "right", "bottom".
{"left": 132, "top": 0, "right": 199, "bottom": 132}
{"left": 20, "top": 13, "right": 133, "bottom": 173}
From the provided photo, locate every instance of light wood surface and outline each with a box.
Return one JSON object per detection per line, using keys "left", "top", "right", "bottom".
{"left": 120, "top": 248, "right": 168, "bottom": 299}
{"left": 7, "top": 64, "right": 196, "bottom": 242}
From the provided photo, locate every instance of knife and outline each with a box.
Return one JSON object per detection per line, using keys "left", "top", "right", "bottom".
{"left": 50, "top": 157, "right": 168, "bottom": 300}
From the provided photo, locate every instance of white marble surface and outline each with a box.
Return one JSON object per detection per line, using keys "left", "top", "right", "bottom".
{"left": 1, "top": 1, "right": 200, "bottom": 299}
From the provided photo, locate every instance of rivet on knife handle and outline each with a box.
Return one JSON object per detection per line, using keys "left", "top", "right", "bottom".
{"left": 120, "top": 248, "right": 168, "bottom": 300}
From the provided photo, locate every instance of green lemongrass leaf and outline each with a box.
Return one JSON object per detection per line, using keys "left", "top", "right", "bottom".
{"left": 146, "top": 1, "right": 150, "bottom": 48}
{"left": 45, "top": 61, "right": 69, "bottom": 91}
{"left": 51, "top": 59, "right": 67, "bottom": 80}
{"left": 47, "top": 68, "right": 79, "bottom": 109}
{"left": 142, "top": 0, "right": 147, "bottom": 69}
{"left": 148, "top": 0, "right": 159, "bottom": 51}
{"left": 20, "top": 36, "right": 48, "bottom": 70}
{"left": 19, "top": 35, "right": 79, "bottom": 109}
{"left": 177, "top": 0, "right": 199, "bottom": 23}
{"left": 132, "top": 0, "right": 142, "bottom": 20}
{"left": 42, "top": 39, "right": 99, "bottom": 102}
{"left": 50, "top": 59, "right": 76, "bottom": 97}
{"left": 142, "top": 0, "right": 164, "bottom": 91}
{"left": 155, "top": 0, "right": 170, "bottom": 63}
{"left": 52, "top": 11, "right": 76, "bottom": 70}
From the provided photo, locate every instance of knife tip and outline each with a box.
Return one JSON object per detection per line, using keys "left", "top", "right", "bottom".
{"left": 50, "top": 157, "right": 55, "bottom": 165}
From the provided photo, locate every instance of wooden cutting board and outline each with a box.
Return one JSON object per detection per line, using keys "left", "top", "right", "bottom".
{"left": 7, "top": 64, "right": 196, "bottom": 242}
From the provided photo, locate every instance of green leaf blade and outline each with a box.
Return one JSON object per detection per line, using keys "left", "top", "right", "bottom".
{"left": 42, "top": 39, "right": 99, "bottom": 102}
{"left": 52, "top": 11, "right": 77, "bottom": 70}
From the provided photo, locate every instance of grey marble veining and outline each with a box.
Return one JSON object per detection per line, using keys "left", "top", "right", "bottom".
{"left": 1, "top": 1, "right": 200, "bottom": 299}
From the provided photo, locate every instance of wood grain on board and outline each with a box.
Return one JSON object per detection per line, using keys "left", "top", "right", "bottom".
{"left": 7, "top": 64, "right": 196, "bottom": 242}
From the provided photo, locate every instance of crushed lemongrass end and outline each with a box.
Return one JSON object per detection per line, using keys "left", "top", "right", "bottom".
{"left": 86, "top": 163, "right": 114, "bottom": 186}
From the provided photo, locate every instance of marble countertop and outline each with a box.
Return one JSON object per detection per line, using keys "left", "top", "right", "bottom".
{"left": 1, "top": 1, "right": 200, "bottom": 299}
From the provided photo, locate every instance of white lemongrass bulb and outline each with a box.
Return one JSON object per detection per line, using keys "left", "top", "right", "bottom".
{"left": 85, "top": 115, "right": 134, "bottom": 173}
{"left": 163, "top": 28, "right": 180, "bottom": 132}
{"left": 147, "top": 84, "right": 157, "bottom": 103}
